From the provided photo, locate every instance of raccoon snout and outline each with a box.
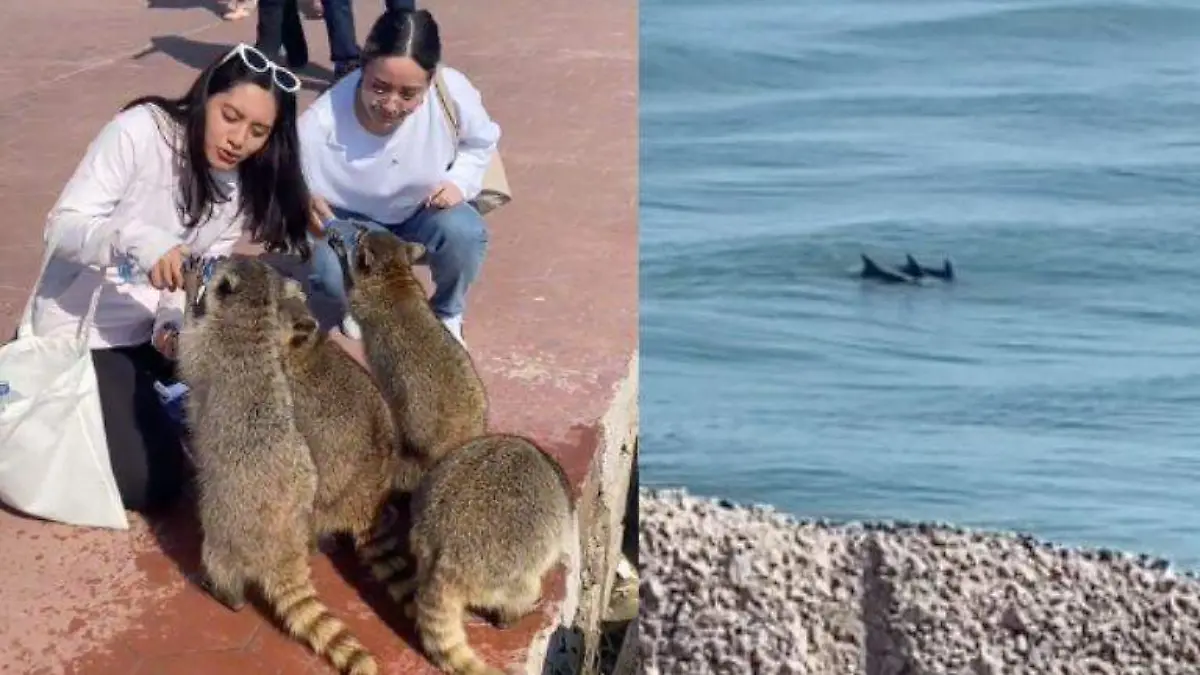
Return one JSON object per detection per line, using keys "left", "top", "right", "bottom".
{"left": 189, "top": 292, "right": 208, "bottom": 320}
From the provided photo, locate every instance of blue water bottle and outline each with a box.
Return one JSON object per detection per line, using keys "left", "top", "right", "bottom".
{"left": 154, "top": 380, "right": 190, "bottom": 428}
{"left": 117, "top": 254, "right": 147, "bottom": 285}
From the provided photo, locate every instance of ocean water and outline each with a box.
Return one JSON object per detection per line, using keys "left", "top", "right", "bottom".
{"left": 640, "top": 0, "right": 1200, "bottom": 568}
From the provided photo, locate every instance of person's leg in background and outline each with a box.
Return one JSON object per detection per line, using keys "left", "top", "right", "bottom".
{"left": 319, "top": 0, "right": 361, "bottom": 80}
{"left": 255, "top": 0, "right": 286, "bottom": 61}
{"left": 256, "top": 0, "right": 309, "bottom": 68}
{"left": 280, "top": 0, "right": 310, "bottom": 68}
{"left": 92, "top": 344, "right": 189, "bottom": 515}
{"left": 320, "top": 0, "right": 416, "bottom": 83}
{"left": 389, "top": 203, "right": 488, "bottom": 346}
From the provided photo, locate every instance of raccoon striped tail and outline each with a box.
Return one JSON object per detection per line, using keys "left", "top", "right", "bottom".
{"left": 259, "top": 558, "right": 379, "bottom": 675}
{"left": 356, "top": 529, "right": 419, "bottom": 602}
{"left": 417, "top": 569, "right": 504, "bottom": 675}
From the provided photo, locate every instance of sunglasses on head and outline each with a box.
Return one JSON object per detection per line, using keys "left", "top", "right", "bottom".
{"left": 218, "top": 43, "right": 301, "bottom": 94}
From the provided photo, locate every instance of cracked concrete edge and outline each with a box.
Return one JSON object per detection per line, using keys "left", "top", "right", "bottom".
{"left": 527, "top": 350, "right": 640, "bottom": 675}
{"left": 523, "top": 500, "right": 585, "bottom": 675}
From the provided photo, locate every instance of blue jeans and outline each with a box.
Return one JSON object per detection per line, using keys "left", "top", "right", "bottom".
{"left": 310, "top": 203, "right": 489, "bottom": 320}
{"left": 320, "top": 0, "right": 416, "bottom": 65}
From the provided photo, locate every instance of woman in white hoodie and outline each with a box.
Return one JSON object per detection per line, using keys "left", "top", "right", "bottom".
{"left": 24, "top": 43, "right": 313, "bottom": 514}
{"left": 299, "top": 9, "right": 500, "bottom": 346}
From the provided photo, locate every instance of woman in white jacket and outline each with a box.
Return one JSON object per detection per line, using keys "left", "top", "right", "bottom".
{"left": 299, "top": 9, "right": 500, "bottom": 346}
{"left": 25, "top": 43, "right": 313, "bottom": 514}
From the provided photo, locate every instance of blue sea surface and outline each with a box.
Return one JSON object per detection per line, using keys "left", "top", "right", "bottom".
{"left": 640, "top": 0, "right": 1200, "bottom": 568}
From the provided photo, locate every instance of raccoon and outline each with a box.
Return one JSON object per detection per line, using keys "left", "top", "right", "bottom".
{"left": 273, "top": 281, "right": 424, "bottom": 596}
{"left": 328, "top": 227, "right": 488, "bottom": 471}
{"left": 176, "top": 255, "right": 378, "bottom": 675}
{"left": 402, "top": 434, "right": 576, "bottom": 675}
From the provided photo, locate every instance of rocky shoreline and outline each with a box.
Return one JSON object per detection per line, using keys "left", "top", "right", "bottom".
{"left": 638, "top": 488, "right": 1200, "bottom": 674}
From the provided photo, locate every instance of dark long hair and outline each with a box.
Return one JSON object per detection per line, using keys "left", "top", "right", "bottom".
{"left": 121, "top": 46, "right": 313, "bottom": 261}
{"left": 361, "top": 9, "right": 442, "bottom": 77}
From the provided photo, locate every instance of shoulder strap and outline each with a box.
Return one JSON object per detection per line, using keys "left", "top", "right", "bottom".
{"left": 432, "top": 68, "right": 460, "bottom": 145}
{"left": 17, "top": 224, "right": 104, "bottom": 342}
{"left": 16, "top": 227, "right": 68, "bottom": 337}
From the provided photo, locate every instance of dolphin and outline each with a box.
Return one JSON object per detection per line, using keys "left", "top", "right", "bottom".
{"left": 859, "top": 253, "right": 919, "bottom": 285}
{"left": 900, "top": 253, "right": 955, "bottom": 281}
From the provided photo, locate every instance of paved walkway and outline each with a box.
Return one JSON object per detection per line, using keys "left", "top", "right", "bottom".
{"left": 0, "top": 1, "right": 637, "bottom": 673}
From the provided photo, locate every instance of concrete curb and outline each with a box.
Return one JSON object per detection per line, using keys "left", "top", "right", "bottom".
{"left": 529, "top": 351, "right": 639, "bottom": 675}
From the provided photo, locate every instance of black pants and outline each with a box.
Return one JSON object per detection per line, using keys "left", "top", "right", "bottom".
{"left": 256, "top": 0, "right": 309, "bottom": 68}
{"left": 92, "top": 343, "right": 189, "bottom": 514}
{"left": 320, "top": 0, "right": 415, "bottom": 65}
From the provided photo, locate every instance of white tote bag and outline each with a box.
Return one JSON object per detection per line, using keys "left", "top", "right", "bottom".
{"left": 0, "top": 237, "right": 129, "bottom": 530}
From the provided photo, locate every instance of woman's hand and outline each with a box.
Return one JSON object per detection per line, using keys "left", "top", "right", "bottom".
{"left": 309, "top": 195, "right": 335, "bottom": 237}
{"left": 153, "top": 322, "right": 180, "bottom": 360}
{"left": 425, "top": 181, "right": 464, "bottom": 210}
{"left": 149, "top": 245, "right": 189, "bottom": 292}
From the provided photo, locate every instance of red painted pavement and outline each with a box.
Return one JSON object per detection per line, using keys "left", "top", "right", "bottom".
{"left": 0, "top": 0, "right": 637, "bottom": 673}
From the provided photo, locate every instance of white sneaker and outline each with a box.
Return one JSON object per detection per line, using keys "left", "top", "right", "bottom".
{"left": 341, "top": 315, "right": 362, "bottom": 340}
{"left": 441, "top": 315, "right": 467, "bottom": 349}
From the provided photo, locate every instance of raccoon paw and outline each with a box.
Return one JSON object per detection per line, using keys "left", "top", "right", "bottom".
{"left": 198, "top": 575, "right": 246, "bottom": 612}
{"left": 386, "top": 577, "right": 417, "bottom": 602}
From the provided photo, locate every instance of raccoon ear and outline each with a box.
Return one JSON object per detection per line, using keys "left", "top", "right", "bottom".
{"left": 405, "top": 242, "right": 426, "bottom": 264}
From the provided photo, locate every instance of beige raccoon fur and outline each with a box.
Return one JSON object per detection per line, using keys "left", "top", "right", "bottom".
{"left": 403, "top": 434, "right": 575, "bottom": 675}
{"left": 273, "top": 281, "right": 427, "bottom": 598}
{"left": 177, "top": 255, "right": 378, "bottom": 675}
{"left": 328, "top": 227, "right": 488, "bottom": 470}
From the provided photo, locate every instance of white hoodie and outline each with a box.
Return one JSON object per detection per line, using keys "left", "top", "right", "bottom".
{"left": 28, "top": 103, "right": 244, "bottom": 349}
{"left": 296, "top": 66, "right": 501, "bottom": 225}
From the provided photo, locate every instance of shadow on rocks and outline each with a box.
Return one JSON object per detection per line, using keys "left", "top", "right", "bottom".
{"left": 860, "top": 532, "right": 915, "bottom": 675}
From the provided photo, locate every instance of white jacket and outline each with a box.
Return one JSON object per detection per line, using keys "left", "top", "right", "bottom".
{"left": 30, "top": 104, "right": 244, "bottom": 349}
{"left": 297, "top": 66, "right": 501, "bottom": 225}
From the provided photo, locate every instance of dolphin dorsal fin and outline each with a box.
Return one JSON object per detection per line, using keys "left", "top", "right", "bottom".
{"left": 902, "top": 254, "right": 923, "bottom": 275}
